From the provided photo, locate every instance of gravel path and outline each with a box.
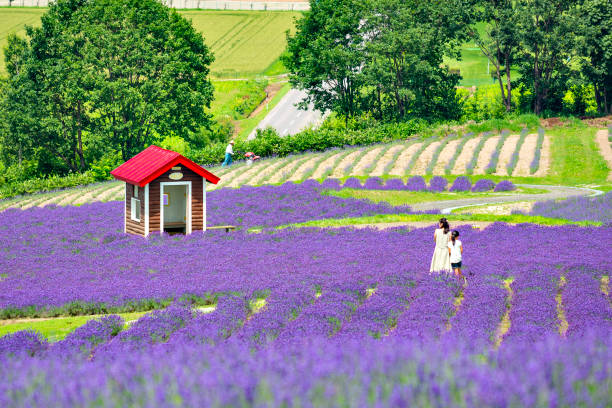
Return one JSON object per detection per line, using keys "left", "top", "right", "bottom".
{"left": 409, "top": 184, "right": 602, "bottom": 213}
{"left": 595, "top": 129, "right": 612, "bottom": 181}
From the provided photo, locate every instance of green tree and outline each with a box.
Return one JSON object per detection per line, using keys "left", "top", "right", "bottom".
{"left": 515, "top": 0, "right": 578, "bottom": 115}
{"left": 576, "top": 0, "right": 612, "bottom": 114}
{"left": 283, "top": 0, "right": 368, "bottom": 122}
{"left": 0, "top": 0, "right": 214, "bottom": 174}
{"left": 471, "top": 0, "right": 521, "bottom": 112}
{"left": 362, "top": 0, "right": 469, "bottom": 121}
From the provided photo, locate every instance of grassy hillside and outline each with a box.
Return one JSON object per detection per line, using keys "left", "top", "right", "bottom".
{"left": 0, "top": 8, "right": 299, "bottom": 77}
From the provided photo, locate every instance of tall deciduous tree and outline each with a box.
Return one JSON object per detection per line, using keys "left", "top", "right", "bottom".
{"left": 471, "top": 0, "right": 520, "bottom": 112}
{"left": 283, "top": 0, "right": 368, "bottom": 122}
{"left": 0, "top": 0, "right": 214, "bottom": 173}
{"left": 576, "top": 0, "right": 612, "bottom": 114}
{"left": 515, "top": 0, "right": 578, "bottom": 115}
{"left": 363, "top": 0, "right": 469, "bottom": 121}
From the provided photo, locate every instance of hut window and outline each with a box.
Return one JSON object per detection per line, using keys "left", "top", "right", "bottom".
{"left": 134, "top": 185, "right": 139, "bottom": 198}
{"left": 131, "top": 197, "right": 141, "bottom": 222}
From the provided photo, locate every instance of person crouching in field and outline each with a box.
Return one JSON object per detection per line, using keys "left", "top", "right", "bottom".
{"left": 448, "top": 230, "right": 464, "bottom": 280}
{"left": 222, "top": 140, "right": 234, "bottom": 167}
{"left": 430, "top": 218, "right": 452, "bottom": 273}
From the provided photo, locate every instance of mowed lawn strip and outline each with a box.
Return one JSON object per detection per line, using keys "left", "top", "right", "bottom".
{"left": 548, "top": 125, "right": 610, "bottom": 185}
{"left": 322, "top": 187, "right": 547, "bottom": 206}
{"left": 271, "top": 213, "right": 600, "bottom": 230}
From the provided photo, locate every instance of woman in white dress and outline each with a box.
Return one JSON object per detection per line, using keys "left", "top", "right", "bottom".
{"left": 430, "top": 218, "right": 452, "bottom": 273}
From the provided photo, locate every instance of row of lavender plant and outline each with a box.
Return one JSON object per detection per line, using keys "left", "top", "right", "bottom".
{"left": 425, "top": 134, "right": 456, "bottom": 175}
{"left": 529, "top": 127, "right": 546, "bottom": 174}
{"left": 339, "top": 175, "right": 515, "bottom": 193}
{"left": 404, "top": 137, "right": 434, "bottom": 175}
{"left": 506, "top": 128, "right": 528, "bottom": 176}
{"left": 465, "top": 131, "right": 493, "bottom": 175}
{"left": 445, "top": 132, "right": 474, "bottom": 175}
{"left": 521, "top": 191, "right": 612, "bottom": 223}
{"left": 485, "top": 129, "right": 510, "bottom": 174}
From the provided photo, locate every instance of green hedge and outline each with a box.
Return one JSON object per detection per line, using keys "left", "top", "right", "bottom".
{"left": 0, "top": 172, "right": 95, "bottom": 200}
{"left": 192, "top": 119, "right": 426, "bottom": 165}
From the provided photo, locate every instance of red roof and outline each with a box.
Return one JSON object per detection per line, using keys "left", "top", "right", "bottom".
{"left": 110, "top": 145, "right": 220, "bottom": 187}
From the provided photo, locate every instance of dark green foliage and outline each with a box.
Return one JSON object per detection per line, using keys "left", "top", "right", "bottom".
{"left": 0, "top": 0, "right": 214, "bottom": 173}
{"left": 193, "top": 119, "right": 426, "bottom": 165}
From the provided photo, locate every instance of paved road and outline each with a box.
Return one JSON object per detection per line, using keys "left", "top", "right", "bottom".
{"left": 410, "top": 184, "right": 603, "bottom": 214}
{"left": 248, "top": 88, "right": 326, "bottom": 140}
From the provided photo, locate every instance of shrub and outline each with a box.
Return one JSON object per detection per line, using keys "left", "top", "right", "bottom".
{"left": 383, "top": 178, "right": 406, "bottom": 190}
{"left": 342, "top": 178, "right": 363, "bottom": 189}
{"left": 363, "top": 177, "right": 384, "bottom": 189}
{"left": 0, "top": 330, "right": 48, "bottom": 358}
{"left": 494, "top": 180, "right": 516, "bottom": 192}
{"left": 406, "top": 176, "right": 427, "bottom": 191}
{"left": 320, "top": 178, "right": 341, "bottom": 190}
{"left": 0, "top": 172, "right": 96, "bottom": 200}
{"left": 428, "top": 176, "right": 448, "bottom": 192}
{"left": 449, "top": 176, "right": 471, "bottom": 192}
{"left": 471, "top": 179, "right": 496, "bottom": 192}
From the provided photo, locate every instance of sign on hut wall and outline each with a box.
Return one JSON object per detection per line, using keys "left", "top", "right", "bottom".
{"left": 169, "top": 172, "right": 184, "bottom": 180}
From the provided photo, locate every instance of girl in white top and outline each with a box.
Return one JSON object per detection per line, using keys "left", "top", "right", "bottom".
{"left": 448, "top": 230, "right": 463, "bottom": 278}
{"left": 430, "top": 218, "right": 451, "bottom": 273}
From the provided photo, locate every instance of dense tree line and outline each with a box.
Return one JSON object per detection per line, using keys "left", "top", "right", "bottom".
{"left": 285, "top": 0, "right": 612, "bottom": 121}
{"left": 0, "top": 0, "right": 213, "bottom": 179}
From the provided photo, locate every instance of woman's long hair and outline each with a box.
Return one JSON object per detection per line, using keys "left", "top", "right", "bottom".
{"left": 439, "top": 218, "right": 450, "bottom": 234}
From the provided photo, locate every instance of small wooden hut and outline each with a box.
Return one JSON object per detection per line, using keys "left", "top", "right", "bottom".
{"left": 111, "top": 145, "right": 220, "bottom": 237}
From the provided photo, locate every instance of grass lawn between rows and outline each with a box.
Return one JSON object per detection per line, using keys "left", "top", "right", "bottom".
{"left": 323, "top": 186, "right": 548, "bottom": 206}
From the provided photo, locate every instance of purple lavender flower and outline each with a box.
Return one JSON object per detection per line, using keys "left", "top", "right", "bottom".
{"left": 383, "top": 178, "right": 406, "bottom": 191}
{"left": 362, "top": 177, "right": 384, "bottom": 190}
{"left": 0, "top": 330, "right": 47, "bottom": 357}
{"left": 319, "top": 178, "right": 341, "bottom": 190}
{"left": 342, "top": 177, "right": 363, "bottom": 189}
{"left": 428, "top": 176, "right": 448, "bottom": 192}
{"left": 471, "top": 179, "right": 495, "bottom": 192}
{"left": 449, "top": 176, "right": 472, "bottom": 192}
{"left": 494, "top": 180, "right": 516, "bottom": 192}
{"left": 406, "top": 176, "right": 427, "bottom": 191}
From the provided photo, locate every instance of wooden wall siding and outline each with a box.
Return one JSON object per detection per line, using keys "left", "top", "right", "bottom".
{"left": 125, "top": 183, "right": 145, "bottom": 236}
{"left": 149, "top": 167, "right": 205, "bottom": 233}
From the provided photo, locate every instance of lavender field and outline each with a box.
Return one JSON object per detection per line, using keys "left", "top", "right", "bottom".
{"left": 1, "top": 184, "right": 611, "bottom": 407}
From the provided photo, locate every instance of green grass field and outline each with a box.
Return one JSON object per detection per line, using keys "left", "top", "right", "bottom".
{"left": 0, "top": 8, "right": 299, "bottom": 77}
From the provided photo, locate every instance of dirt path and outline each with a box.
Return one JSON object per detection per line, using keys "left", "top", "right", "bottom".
{"left": 350, "top": 146, "right": 383, "bottom": 176}
{"left": 533, "top": 135, "right": 552, "bottom": 177}
{"left": 494, "top": 135, "right": 520, "bottom": 176}
{"left": 473, "top": 135, "right": 500, "bottom": 175}
{"left": 454, "top": 201, "right": 535, "bottom": 215}
{"left": 29, "top": 191, "right": 73, "bottom": 209}
{"left": 312, "top": 150, "right": 347, "bottom": 179}
{"left": 331, "top": 221, "right": 497, "bottom": 230}
{"left": 331, "top": 149, "right": 362, "bottom": 178}
{"left": 411, "top": 141, "right": 442, "bottom": 175}
{"left": 451, "top": 135, "right": 481, "bottom": 174}
{"left": 371, "top": 145, "right": 403, "bottom": 177}
{"left": 248, "top": 82, "right": 283, "bottom": 118}
{"left": 512, "top": 134, "right": 538, "bottom": 177}
{"left": 595, "top": 129, "right": 612, "bottom": 181}
{"left": 432, "top": 139, "right": 460, "bottom": 175}
{"left": 389, "top": 143, "right": 422, "bottom": 176}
